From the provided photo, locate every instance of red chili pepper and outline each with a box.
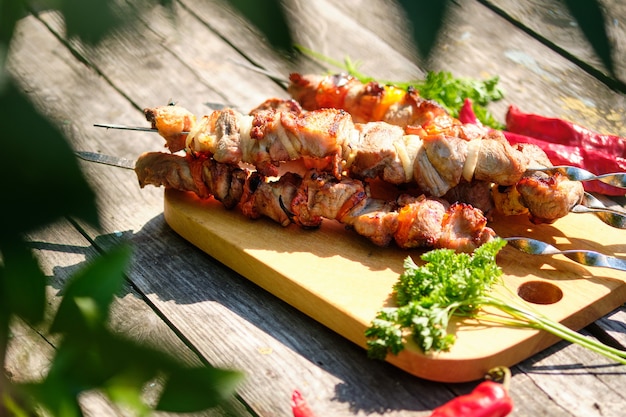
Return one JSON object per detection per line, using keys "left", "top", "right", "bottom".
{"left": 459, "top": 100, "right": 626, "bottom": 195}
{"left": 505, "top": 105, "right": 626, "bottom": 195}
{"left": 428, "top": 367, "right": 514, "bottom": 417}
{"left": 291, "top": 389, "right": 319, "bottom": 417}
{"left": 506, "top": 105, "right": 626, "bottom": 155}
{"left": 459, "top": 98, "right": 481, "bottom": 126}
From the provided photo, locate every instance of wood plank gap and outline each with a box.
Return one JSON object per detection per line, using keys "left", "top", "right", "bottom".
{"left": 27, "top": 8, "right": 144, "bottom": 112}
{"left": 64, "top": 217, "right": 212, "bottom": 369}
{"left": 164, "top": 0, "right": 288, "bottom": 93}
{"left": 476, "top": 0, "right": 626, "bottom": 94}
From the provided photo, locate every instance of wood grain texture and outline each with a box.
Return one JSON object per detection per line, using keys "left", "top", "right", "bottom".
{"left": 484, "top": 0, "right": 626, "bottom": 85}
{"left": 5, "top": 0, "right": 626, "bottom": 415}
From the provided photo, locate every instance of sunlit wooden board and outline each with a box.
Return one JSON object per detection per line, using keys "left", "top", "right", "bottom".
{"left": 164, "top": 188, "right": 626, "bottom": 382}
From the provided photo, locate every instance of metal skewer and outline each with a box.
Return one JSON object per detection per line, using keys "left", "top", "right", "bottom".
{"left": 504, "top": 237, "right": 626, "bottom": 271}
{"left": 81, "top": 138, "right": 626, "bottom": 230}
{"left": 529, "top": 166, "right": 626, "bottom": 189}
{"left": 94, "top": 123, "right": 190, "bottom": 134}
{"left": 75, "top": 150, "right": 626, "bottom": 271}
{"left": 570, "top": 192, "right": 626, "bottom": 229}
{"left": 92, "top": 123, "right": 626, "bottom": 227}
{"left": 75, "top": 151, "right": 135, "bottom": 169}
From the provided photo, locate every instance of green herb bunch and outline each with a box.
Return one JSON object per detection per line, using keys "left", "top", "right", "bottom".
{"left": 366, "top": 239, "right": 506, "bottom": 359}
{"left": 411, "top": 71, "right": 504, "bottom": 129}
{"left": 366, "top": 238, "right": 626, "bottom": 365}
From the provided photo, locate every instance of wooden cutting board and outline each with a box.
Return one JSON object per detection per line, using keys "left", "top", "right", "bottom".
{"left": 163, "top": 188, "right": 626, "bottom": 382}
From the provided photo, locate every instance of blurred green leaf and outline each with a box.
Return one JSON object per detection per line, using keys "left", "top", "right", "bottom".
{"left": 32, "top": 0, "right": 174, "bottom": 45}
{"left": 396, "top": 0, "right": 450, "bottom": 59}
{"left": 226, "top": 0, "right": 293, "bottom": 53}
{"left": 103, "top": 370, "right": 153, "bottom": 417}
{"left": 0, "top": 0, "right": 25, "bottom": 80}
{"left": 157, "top": 367, "right": 244, "bottom": 413}
{"left": 563, "top": 0, "right": 614, "bottom": 76}
{"left": 0, "top": 238, "right": 46, "bottom": 325}
{"left": 23, "top": 376, "right": 84, "bottom": 417}
{"left": 57, "top": 0, "right": 126, "bottom": 43}
{"left": 0, "top": 79, "right": 99, "bottom": 241}
{"left": 50, "top": 245, "right": 131, "bottom": 334}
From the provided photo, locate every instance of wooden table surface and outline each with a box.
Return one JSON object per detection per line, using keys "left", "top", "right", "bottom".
{"left": 5, "top": 0, "right": 626, "bottom": 416}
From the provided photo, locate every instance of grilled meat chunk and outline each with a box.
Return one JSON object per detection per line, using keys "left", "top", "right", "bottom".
{"left": 516, "top": 173, "right": 584, "bottom": 224}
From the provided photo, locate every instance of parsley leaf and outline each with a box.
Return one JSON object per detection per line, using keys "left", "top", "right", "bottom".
{"left": 366, "top": 239, "right": 506, "bottom": 359}
{"left": 366, "top": 239, "right": 626, "bottom": 366}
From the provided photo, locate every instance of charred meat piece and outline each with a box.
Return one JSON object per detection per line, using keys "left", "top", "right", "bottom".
{"left": 144, "top": 105, "right": 195, "bottom": 152}
{"left": 516, "top": 173, "right": 584, "bottom": 224}
{"left": 249, "top": 98, "right": 303, "bottom": 115}
{"left": 240, "top": 172, "right": 301, "bottom": 226}
{"left": 135, "top": 152, "right": 495, "bottom": 251}
{"left": 135, "top": 152, "right": 247, "bottom": 208}
{"left": 438, "top": 203, "right": 496, "bottom": 252}
{"left": 287, "top": 72, "right": 453, "bottom": 129}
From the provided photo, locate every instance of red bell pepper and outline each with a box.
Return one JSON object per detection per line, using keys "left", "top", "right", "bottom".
{"left": 459, "top": 99, "right": 626, "bottom": 195}
{"left": 428, "top": 367, "right": 514, "bottom": 417}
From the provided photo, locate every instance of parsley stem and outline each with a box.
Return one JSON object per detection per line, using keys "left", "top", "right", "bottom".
{"left": 481, "top": 296, "right": 626, "bottom": 364}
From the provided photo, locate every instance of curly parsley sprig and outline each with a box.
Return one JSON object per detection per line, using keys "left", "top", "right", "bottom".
{"left": 366, "top": 238, "right": 626, "bottom": 364}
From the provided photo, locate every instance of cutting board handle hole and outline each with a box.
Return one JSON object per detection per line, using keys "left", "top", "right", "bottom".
{"left": 517, "top": 280, "right": 563, "bottom": 305}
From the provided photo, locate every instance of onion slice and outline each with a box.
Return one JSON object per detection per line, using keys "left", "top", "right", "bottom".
{"left": 462, "top": 138, "right": 482, "bottom": 182}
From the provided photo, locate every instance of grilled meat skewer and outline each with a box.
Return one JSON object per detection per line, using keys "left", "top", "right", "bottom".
{"left": 135, "top": 152, "right": 495, "bottom": 251}
{"left": 144, "top": 105, "right": 528, "bottom": 197}
{"left": 287, "top": 72, "right": 455, "bottom": 133}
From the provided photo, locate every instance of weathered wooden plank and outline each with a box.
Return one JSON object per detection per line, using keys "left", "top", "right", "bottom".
{"left": 6, "top": 219, "right": 249, "bottom": 416}
{"left": 483, "top": 0, "right": 626, "bottom": 87}
{"left": 6, "top": 318, "right": 130, "bottom": 416}
{"left": 516, "top": 336, "right": 626, "bottom": 417}
{"left": 6, "top": 0, "right": 626, "bottom": 416}
{"left": 421, "top": 0, "right": 626, "bottom": 138}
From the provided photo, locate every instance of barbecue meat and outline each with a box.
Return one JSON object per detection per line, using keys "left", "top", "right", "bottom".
{"left": 516, "top": 173, "right": 584, "bottom": 224}
{"left": 287, "top": 72, "right": 453, "bottom": 129}
{"left": 491, "top": 143, "right": 585, "bottom": 223}
{"left": 393, "top": 196, "right": 449, "bottom": 249}
{"left": 291, "top": 171, "right": 368, "bottom": 228}
{"left": 240, "top": 172, "right": 300, "bottom": 226}
{"left": 438, "top": 203, "right": 495, "bottom": 251}
{"left": 144, "top": 106, "right": 195, "bottom": 152}
{"left": 135, "top": 152, "right": 246, "bottom": 208}
{"left": 249, "top": 98, "right": 303, "bottom": 115}
{"left": 474, "top": 131, "right": 528, "bottom": 186}
{"left": 423, "top": 134, "right": 468, "bottom": 188}
{"left": 348, "top": 122, "right": 408, "bottom": 184}
{"left": 144, "top": 105, "right": 530, "bottom": 197}
{"left": 135, "top": 152, "right": 199, "bottom": 194}
{"left": 443, "top": 180, "right": 495, "bottom": 217}
{"left": 134, "top": 151, "right": 496, "bottom": 250}
{"left": 347, "top": 199, "right": 400, "bottom": 247}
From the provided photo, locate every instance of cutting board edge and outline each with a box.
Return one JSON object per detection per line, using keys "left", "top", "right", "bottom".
{"left": 162, "top": 188, "right": 626, "bottom": 382}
